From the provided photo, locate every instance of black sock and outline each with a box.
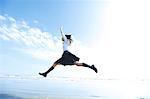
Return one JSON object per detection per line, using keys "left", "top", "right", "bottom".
{"left": 45, "top": 66, "right": 54, "bottom": 74}
{"left": 82, "top": 63, "right": 91, "bottom": 68}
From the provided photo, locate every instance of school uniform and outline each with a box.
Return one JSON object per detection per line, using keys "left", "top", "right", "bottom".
{"left": 54, "top": 32, "right": 80, "bottom": 66}
{"left": 39, "top": 28, "right": 97, "bottom": 77}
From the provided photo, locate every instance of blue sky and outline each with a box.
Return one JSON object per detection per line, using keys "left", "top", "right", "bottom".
{"left": 1, "top": 0, "right": 150, "bottom": 79}
{"left": 1, "top": 0, "right": 105, "bottom": 43}
{"left": 0, "top": 0, "right": 108, "bottom": 78}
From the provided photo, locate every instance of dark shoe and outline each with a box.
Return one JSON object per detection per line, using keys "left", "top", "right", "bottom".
{"left": 39, "top": 72, "right": 47, "bottom": 77}
{"left": 91, "top": 65, "right": 98, "bottom": 73}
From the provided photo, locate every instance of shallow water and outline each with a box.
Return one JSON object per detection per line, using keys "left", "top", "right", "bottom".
{"left": 0, "top": 76, "right": 150, "bottom": 99}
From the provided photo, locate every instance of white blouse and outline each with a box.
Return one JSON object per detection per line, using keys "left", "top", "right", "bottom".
{"left": 60, "top": 28, "right": 71, "bottom": 52}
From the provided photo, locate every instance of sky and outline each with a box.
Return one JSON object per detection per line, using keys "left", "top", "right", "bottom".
{"left": 0, "top": 0, "right": 150, "bottom": 79}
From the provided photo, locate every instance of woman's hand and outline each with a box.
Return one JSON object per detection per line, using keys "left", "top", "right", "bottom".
{"left": 60, "top": 26, "right": 63, "bottom": 33}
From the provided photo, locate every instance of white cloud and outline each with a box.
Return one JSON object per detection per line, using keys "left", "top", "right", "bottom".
{"left": 0, "top": 15, "right": 99, "bottom": 78}
{"left": 0, "top": 15, "right": 88, "bottom": 63}
{"left": 1, "top": 1, "right": 150, "bottom": 79}
{"left": 0, "top": 15, "right": 62, "bottom": 61}
{"left": 0, "top": 15, "right": 6, "bottom": 20}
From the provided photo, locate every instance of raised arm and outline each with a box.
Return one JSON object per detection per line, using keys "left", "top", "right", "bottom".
{"left": 60, "top": 27, "right": 67, "bottom": 41}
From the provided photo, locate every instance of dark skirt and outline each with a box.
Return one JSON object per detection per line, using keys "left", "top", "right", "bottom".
{"left": 54, "top": 51, "right": 80, "bottom": 66}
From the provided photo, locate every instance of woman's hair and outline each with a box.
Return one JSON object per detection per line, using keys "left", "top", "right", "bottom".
{"left": 65, "top": 35, "right": 71, "bottom": 39}
{"left": 62, "top": 35, "right": 73, "bottom": 43}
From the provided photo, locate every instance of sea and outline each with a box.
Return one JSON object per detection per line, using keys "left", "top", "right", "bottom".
{"left": 0, "top": 75, "right": 150, "bottom": 99}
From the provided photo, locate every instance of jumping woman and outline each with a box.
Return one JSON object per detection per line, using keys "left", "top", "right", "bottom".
{"left": 39, "top": 27, "right": 97, "bottom": 77}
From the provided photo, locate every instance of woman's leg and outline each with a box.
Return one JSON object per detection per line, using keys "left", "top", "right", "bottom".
{"left": 39, "top": 63, "right": 60, "bottom": 77}
{"left": 74, "top": 61, "right": 98, "bottom": 73}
